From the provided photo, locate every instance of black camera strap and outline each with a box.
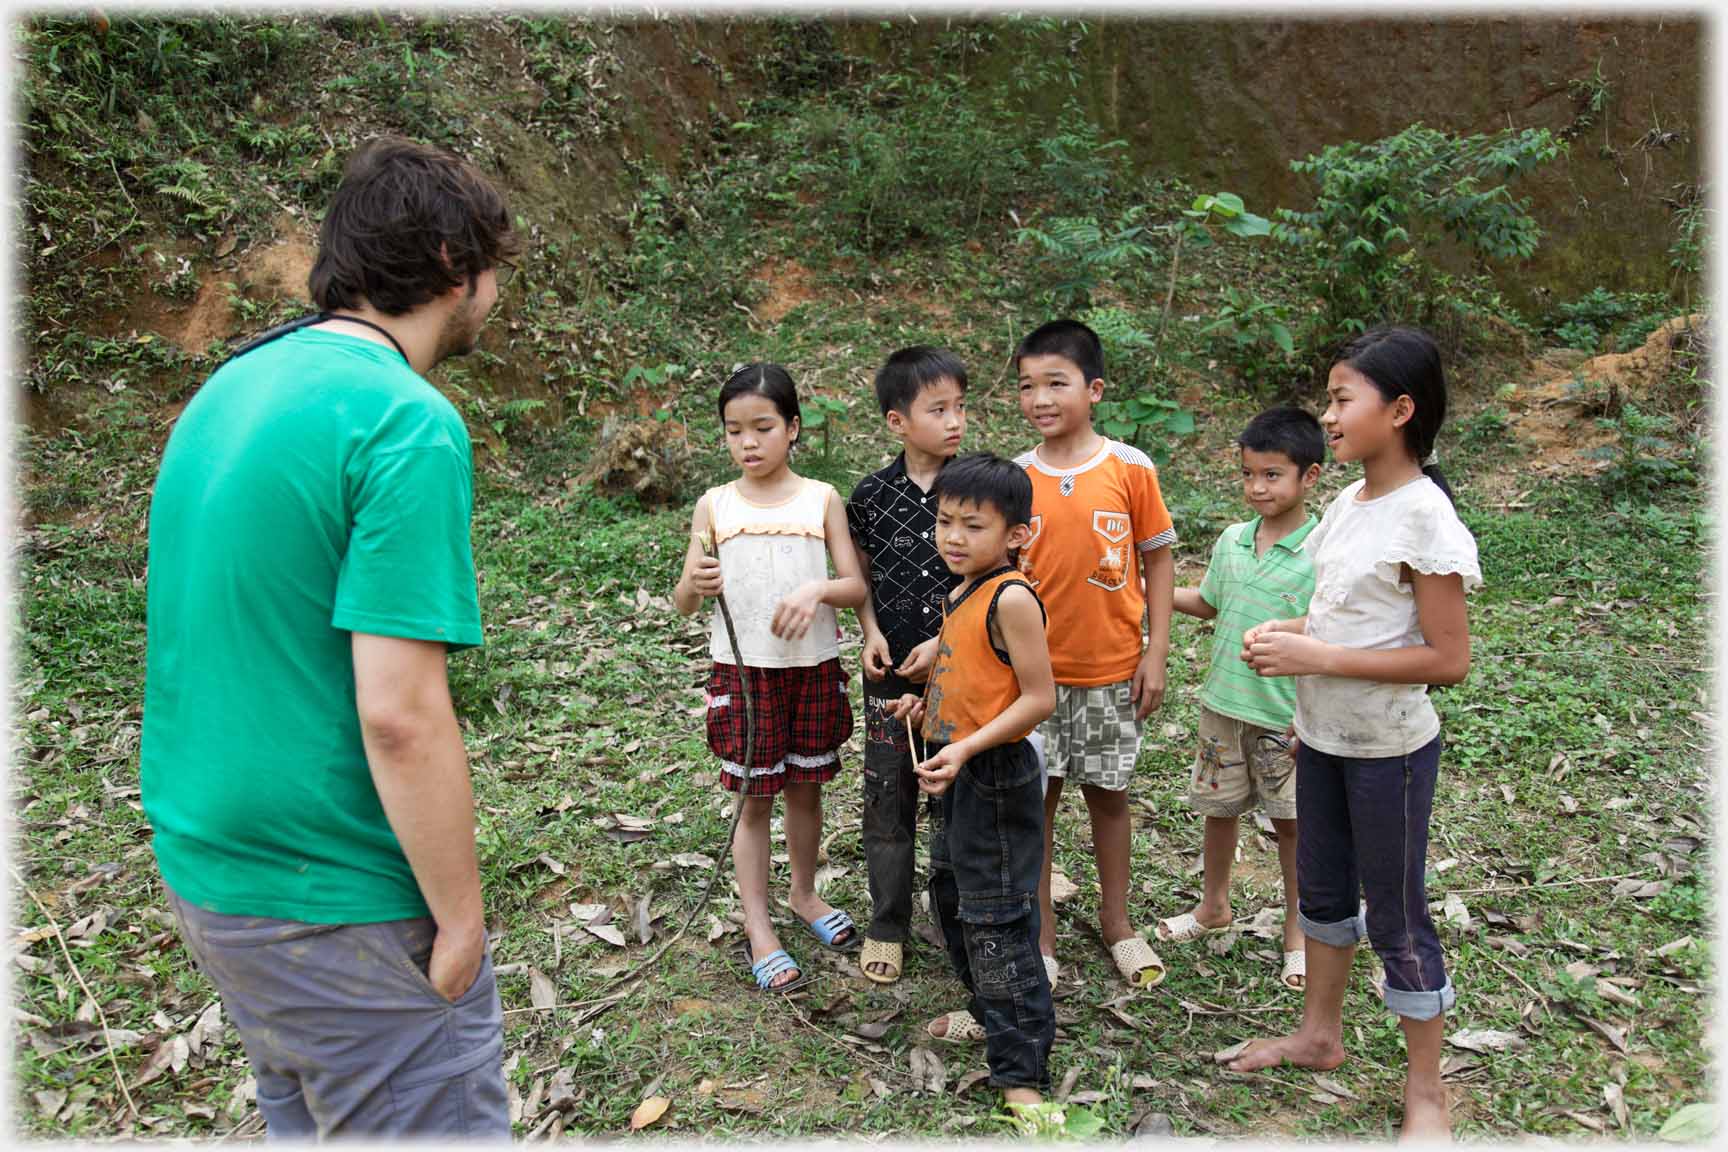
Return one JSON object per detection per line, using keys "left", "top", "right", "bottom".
{"left": 216, "top": 312, "right": 409, "bottom": 370}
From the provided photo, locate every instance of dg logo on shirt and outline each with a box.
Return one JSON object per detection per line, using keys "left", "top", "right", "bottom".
{"left": 1088, "top": 509, "right": 1131, "bottom": 592}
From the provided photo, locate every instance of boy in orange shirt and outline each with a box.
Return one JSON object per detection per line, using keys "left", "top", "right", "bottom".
{"left": 1013, "top": 320, "right": 1175, "bottom": 989}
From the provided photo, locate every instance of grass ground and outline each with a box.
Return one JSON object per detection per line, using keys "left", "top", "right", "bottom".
{"left": 11, "top": 342, "right": 1712, "bottom": 1140}
{"left": 12, "top": 13, "right": 1713, "bottom": 1142}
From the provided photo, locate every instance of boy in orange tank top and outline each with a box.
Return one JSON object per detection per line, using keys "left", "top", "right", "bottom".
{"left": 890, "top": 454, "right": 1057, "bottom": 1112}
{"left": 1013, "top": 320, "right": 1176, "bottom": 990}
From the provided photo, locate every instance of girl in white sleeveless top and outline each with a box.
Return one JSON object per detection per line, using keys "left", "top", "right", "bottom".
{"left": 1228, "top": 328, "right": 1480, "bottom": 1142}
{"left": 673, "top": 364, "right": 868, "bottom": 992}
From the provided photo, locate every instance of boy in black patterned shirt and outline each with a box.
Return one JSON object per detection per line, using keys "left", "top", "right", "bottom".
{"left": 845, "top": 346, "right": 968, "bottom": 984}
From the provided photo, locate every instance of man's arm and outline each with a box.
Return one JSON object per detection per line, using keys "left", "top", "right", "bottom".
{"left": 353, "top": 633, "right": 485, "bottom": 1002}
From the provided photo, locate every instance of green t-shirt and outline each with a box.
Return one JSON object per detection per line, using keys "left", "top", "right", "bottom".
{"left": 1197, "top": 515, "right": 1317, "bottom": 731}
{"left": 141, "top": 328, "right": 483, "bottom": 924}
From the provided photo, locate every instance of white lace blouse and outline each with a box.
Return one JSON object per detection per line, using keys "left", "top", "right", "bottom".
{"left": 1293, "top": 476, "right": 1482, "bottom": 758}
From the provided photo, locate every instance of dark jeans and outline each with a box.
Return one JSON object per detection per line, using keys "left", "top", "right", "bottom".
{"left": 1295, "top": 736, "right": 1455, "bottom": 1022}
{"left": 928, "top": 738, "right": 1054, "bottom": 1092}
{"left": 862, "top": 674, "right": 923, "bottom": 942}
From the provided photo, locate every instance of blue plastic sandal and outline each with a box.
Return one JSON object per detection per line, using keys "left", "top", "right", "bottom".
{"left": 804, "top": 908, "right": 860, "bottom": 952}
{"left": 744, "top": 944, "right": 811, "bottom": 992}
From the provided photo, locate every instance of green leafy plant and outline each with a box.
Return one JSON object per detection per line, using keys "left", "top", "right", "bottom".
{"left": 1014, "top": 208, "right": 1153, "bottom": 312}
{"left": 1590, "top": 403, "right": 1695, "bottom": 498}
{"left": 1152, "top": 190, "right": 1272, "bottom": 366}
{"left": 1547, "top": 287, "right": 1674, "bottom": 354}
{"left": 800, "top": 394, "right": 849, "bottom": 461}
{"left": 1095, "top": 392, "right": 1196, "bottom": 466}
{"left": 1274, "top": 123, "right": 1565, "bottom": 346}
{"left": 1455, "top": 407, "right": 1511, "bottom": 448}
{"left": 1198, "top": 287, "right": 1297, "bottom": 390}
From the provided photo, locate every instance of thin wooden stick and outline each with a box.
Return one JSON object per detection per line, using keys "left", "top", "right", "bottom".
{"left": 1444, "top": 871, "right": 1645, "bottom": 896}
{"left": 1475, "top": 944, "right": 1543, "bottom": 1002}
{"left": 10, "top": 865, "right": 138, "bottom": 1118}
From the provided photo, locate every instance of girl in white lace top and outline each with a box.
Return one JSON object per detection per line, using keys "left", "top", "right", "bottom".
{"left": 673, "top": 364, "right": 868, "bottom": 993}
{"left": 1225, "top": 328, "right": 1481, "bottom": 1142}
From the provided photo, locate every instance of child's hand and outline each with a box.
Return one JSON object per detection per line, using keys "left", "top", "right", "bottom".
{"left": 771, "top": 581, "right": 825, "bottom": 640}
{"left": 896, "top": 636, "right": 940, "bottom": 683}
{"left": 861, "top": 629, "right": 893, "bottom": 681}
{"left": 1239, "top": 620, "right": 1284, "bottom": 662}
{"left": 1245, "top": 631, "right": 1331, "bottom": 678}
{"left": 688, "top": 555, "right": 724, "bottom": 599}
{"left": 888, "top": 693, "right": 924, "bottom": 727}
{"left": 1131, "top": 647, "right": 1166, "bottom": 720}
{"left": 914, "top": 742, "right": 968, "bottom": 796}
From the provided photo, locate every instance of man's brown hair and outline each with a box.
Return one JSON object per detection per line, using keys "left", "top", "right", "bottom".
{"left": 308, "top": 136, "right": 518, "bottom": 316}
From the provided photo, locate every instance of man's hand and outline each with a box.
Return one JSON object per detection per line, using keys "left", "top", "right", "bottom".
{"left": 914, "top": 741, "right": 969, "bottom": 796}
{"left": 771, "top": 581, "right": 825, "bottom": 640}
{"left": 427, "top": 919, "right": 487, "bottom": 1002}
{"left": 1245, "top": 631, "right": 1332, "bottom": 678}
{"left": 861, "top": 628, "right": 893, "bottom": 681}
{"left": 1130, "top": 646, "right": 1167, "bottom": 720}
{"left": 896, "top": 636, "right": 940, "bottom": 683}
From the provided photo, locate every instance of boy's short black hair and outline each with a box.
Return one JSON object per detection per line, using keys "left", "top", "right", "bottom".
{"left": 930, "top": 452, "right": 1032, "bottom": 527}
{"left": 1013, "top": 319, "right": 1104, "bottom": 384}
{"left": 1237, "top": 405, "right": 1325, "bottom": 472}
{"left": 874, "top": 346, "right": 969, "bottom": 416}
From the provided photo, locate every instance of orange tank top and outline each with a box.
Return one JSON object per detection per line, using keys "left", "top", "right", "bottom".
{"left": 921, "top": 567, "right": 1044, "bottom": 746}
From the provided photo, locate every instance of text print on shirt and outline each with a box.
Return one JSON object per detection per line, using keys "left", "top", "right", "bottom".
{"left": 1089, "top": 509, "right": 1132, "bottom": 592}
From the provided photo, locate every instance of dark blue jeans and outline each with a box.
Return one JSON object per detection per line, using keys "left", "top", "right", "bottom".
{"left": 927, "top": 738, "right": 1054, "bottom": 1091}
{"left": 1295, "top": 736, "right": 1455, "bottom": 1022}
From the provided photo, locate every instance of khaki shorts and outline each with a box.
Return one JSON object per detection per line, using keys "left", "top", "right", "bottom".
{"left": 1187, "top": 706, "right": 1297, "bottom": 820}
{"left": 1039, "top": 681, "right": 1142, "bottom": 792}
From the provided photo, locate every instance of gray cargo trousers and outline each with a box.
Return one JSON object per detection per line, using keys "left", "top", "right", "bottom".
{"left": 167, "top": 886, "right": 510, "bottom": 1141}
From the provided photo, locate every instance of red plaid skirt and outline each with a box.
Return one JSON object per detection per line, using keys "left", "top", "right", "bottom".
{"left": 706, "top": 659, "right": 852, "bottom": 796}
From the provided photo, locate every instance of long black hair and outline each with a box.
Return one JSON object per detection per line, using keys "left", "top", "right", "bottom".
{"left": 717, "top": 363, "right": 801, "bottom": 445}
{"left": 1332, "top": 326, "right": 1455, "bottom": 504}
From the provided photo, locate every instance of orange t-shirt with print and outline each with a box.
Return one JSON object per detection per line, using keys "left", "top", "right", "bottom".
{"left": 1013, "top": 439, "right": 1176, "bottom": 686}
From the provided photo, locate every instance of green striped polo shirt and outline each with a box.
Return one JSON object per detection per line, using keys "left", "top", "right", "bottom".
{"left": 1197, "top": 515, "right": 1318, "bottom": 730}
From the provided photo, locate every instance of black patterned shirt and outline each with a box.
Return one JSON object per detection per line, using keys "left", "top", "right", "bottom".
{"left": 845, "top": 454, "right": 962, "bottom": 667}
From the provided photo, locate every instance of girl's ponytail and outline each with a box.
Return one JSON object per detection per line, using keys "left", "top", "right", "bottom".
{"left": 1421, "top": 458, "right": 1456, "bottom": 505}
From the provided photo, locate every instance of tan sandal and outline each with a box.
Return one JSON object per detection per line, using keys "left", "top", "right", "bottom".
{"left": 1043, "top": 953, "right": 1059, "bottom": 987}
{"left": 927, "top": 1009, "right": 987, "bottom": 1044}
{"left": 859, "top": 937, "right": 902, "bottom": 985}
{"left": 1110, "top": 935, "right": 1167, "bottom": 989}
{"left": 1281, "top": 948, "right": 1306, "bottom": 990}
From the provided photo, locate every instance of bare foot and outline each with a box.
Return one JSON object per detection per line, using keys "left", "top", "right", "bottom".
{"left": 1002, "top": 1087, "right": 1042, "bottom": 1107}
{"left": 1227, "top": 1031, "right": 1346, "bottom": 1074}
{"left": 1192, "top": 903, "right": 1235, "bottom": 931}
{"left": 1401, "top": 1084, "right": 1451, "bottom": 1142}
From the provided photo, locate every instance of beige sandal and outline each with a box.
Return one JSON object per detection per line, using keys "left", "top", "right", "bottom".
{"left": 1281, "top": 948, "right": 1306, "bottom": 990}
{"left": 1043, "top": 954, "right": 1059, "bottom": 987}
{"left": 859, "top": 937, "right": 902, "bottom": 985}
{"left": 927, "top": 1009, "right": 987, "bottom": 1044}
{"left": 1110, "top": 935, "right": 1167, "bottom": 989}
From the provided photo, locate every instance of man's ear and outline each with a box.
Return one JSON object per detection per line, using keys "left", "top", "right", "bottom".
{"left": 437, "top": 242, "right": 476, "bottom": 300}
{"left": 1007, "top": 521, "right": 1034, "bottom": 550}
{"left": 885, "top": 408, "right": 905, "bottom": 435}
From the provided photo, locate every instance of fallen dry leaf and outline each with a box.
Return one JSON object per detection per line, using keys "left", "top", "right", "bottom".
{"left": 585, "top": 923, "right": 628, "bottom": 948}
{"left": 529, "top": 967, "right": 556, "bottom": 1011}
{"left": 1313, "top": 1074, "right": 1358, "bottom": 1100}
{"left": 1604, "top": 1082, "right": 1628, "bottom": 1129}
{"left": 956, "top": 1068, "right": 991, "bottom": 1095}
{"left": 1213, "top": 1039, "right": 1251, "bottom": 1065}
{"left": 1050, "top": 869, "right": 1080, "bottom": 903}
{"left": 1563, "top": 1109, "right": 1606, "bottom": 1133}
{"left": 716, "top": 1086, "right": 766, "bottom": 1113}
{"left": 1448, "top": 1029, "right": 1526, "bottom": 1054}
{"left": 1597, "top": 980, "right": 1640, "bottom": 1009}
{"left": 547, "top": 1067, "right": 576, "bottom": 1111}
{"left": 1656, "top": 935, "right": 1695, "bottom": 957}
{"left": 1565, "top": 960, "right": 1600, "bottom": 982}
{"left": 537, "top": 854, "right": 567, "bottom": 876}
{"left": 629, "top": 1095, "right": 670, "bottom": 1130}
{"left": 1581, "top": 1016, "right": 1630, "bottom": 1054}
{"left": 670, "top": 853, "right": 715, "bottom": 870}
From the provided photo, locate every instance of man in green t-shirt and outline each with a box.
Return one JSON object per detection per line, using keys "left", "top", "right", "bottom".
{"left": 142, "top": 136, "right": 519, "bottom": 1140}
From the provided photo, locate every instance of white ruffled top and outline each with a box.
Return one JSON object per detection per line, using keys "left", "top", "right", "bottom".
{"left": 706, "top": 477, "right": 841, "bottom": 668}
{"left": 1294, "top": 475, "right": 1482, "bottom": 758}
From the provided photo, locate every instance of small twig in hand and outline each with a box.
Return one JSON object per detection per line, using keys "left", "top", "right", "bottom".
{"left": 10, "top": 865, "right": 138, "bottom": 1119}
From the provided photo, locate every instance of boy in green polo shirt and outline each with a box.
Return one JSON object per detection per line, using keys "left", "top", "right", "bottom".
{"left": 1158, "top": 406, "right": 1323, "bottom": 991}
